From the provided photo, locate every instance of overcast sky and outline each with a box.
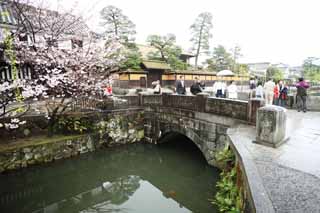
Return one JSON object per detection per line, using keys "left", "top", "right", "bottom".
{"left": 57, "top": 0, "right": 320, "bottom": 66}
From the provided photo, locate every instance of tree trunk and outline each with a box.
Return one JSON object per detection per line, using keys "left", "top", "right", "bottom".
{"left": 195, "top": 21, "right": 205, "bottom": 68}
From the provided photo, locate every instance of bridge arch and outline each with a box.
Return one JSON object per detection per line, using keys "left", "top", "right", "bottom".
{"left": 147, "top": 117, "right": 230, "bottom": 167}
{"left": 157, "top": 130, "right": 208, "bottom": 162}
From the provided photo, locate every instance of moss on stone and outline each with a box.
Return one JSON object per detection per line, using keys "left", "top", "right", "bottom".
{"left": 0, "top": 135, "right": 84, "bottom": 153}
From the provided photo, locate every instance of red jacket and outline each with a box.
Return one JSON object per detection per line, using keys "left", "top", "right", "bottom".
{"left": 106, "top": 86, "right": 112, "bottom": 95}
{"left": 274, "top": 85, "right": 279, "bottom": 98}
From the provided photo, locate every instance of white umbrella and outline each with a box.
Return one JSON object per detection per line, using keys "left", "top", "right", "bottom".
{"left": 217, "top": 70, "right": 235, "bottom": 76}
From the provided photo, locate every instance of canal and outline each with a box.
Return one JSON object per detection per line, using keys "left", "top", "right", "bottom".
{"left": 0, "top": 135, "right": 220, "bottom": 213}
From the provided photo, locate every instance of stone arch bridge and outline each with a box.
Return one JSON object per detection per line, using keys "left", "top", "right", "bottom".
{"left": 71, "top": 93, "right": 261, "bottom": 167}
{"left": 117, "top": 93, "right": 262, "bottom": 167}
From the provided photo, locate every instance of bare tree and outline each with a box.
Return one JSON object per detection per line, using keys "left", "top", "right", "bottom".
{"left": 10, "top": 0, "right": 90, "bottom": 46}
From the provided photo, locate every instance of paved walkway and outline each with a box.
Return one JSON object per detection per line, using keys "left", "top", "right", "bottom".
{"left": 229, "top": 109, "right": 320, "bottom": 212}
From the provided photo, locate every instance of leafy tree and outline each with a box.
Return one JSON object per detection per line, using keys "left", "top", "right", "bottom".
{"left": 146, "top": 34, "right": 186, "bottom": 70}
{"left": 266, "top": 67, "right": 284, "bottom": 82}
{"left": 237, "top": 64, "right": 249, "bottom": 75}
{"left": 100, "top": 5, "right": 136, "bottom": 43}
{"left": 120, "top": 44, "right": 142, "bottom": 70}
{"left": 190, "top": 12, "right": 213, "bottom": 68}
{"left": 146, "top": 34, "right": 176, "bottom": 61}
{"left": 303, "top": 57, "right": 320, "bottom": 82}
{"left": 205, "top": 45, "right": 233, "bottom": 71}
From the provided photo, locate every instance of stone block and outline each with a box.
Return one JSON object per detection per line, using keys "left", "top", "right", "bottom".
{"left": 254, "top": 105, "right": 289, "bottom": 148}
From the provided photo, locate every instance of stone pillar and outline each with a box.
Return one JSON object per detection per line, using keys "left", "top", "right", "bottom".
{"left": 196, "top": 92, "right": 209, "bottom": 112}
{"left": 138, "top": 93, "right": 143, "bottom": 106}
{"left": 247, "top": 98, "right": 264, "bottom": 124}
{"left": 254, "top": 105, "right": 289, "bottom": 148}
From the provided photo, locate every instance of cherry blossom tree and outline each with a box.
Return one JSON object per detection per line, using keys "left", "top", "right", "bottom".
{"left": 0, "top": 0, "right": 125, "bottom": 133}
{"left": 0, "top": 34, "right": 124, "bottom": 132}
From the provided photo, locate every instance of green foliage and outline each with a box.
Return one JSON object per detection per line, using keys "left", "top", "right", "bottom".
{"left": 215, "top": 144, "right": 235, "bottom": 164}
{"left": 266, "top": 66, "right": 284, "bottom": 82}
{"left": 205, "top": 45, "right": 234, "bottom": 71}
{"left": 236, "top": 64, "right": 249, "bottom": 76}
{"left": 100, "top": 5, "right": 136, "bottom": 43}
{"left": 55, "top": 117, "right": 92, "bottom": 134}
{"left": 213, "top": 167, "right": 243, "bottom": 213}
{"left": 146, "top": 34, "right": 186, "bottom": 70}
{"left": 167, "top": 51, "right": 188, "bottom": 70}
{"left": 120, "top": 44, "right": 142, "bottom": 70}
{"left": 303, "top": 57, "right": 320, "bottom": 82}
{"left": 213, "top": 145, "right": 244, "bottom": 212}
{"left": 190, "top": 12, "right": 213, "bottom": 67}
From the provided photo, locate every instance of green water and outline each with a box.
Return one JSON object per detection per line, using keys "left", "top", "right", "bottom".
{"left": 0, "top": 137, "right": 220, "bottom": 213}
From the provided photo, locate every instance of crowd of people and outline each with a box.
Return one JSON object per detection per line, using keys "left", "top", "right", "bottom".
{"left": 114, "top": 74, "right": 310, "bottom": 112}
{"left": 172, "top": 75, "right": 310, "bottom": 112}
{"left": 250, "top": 77, "right": 310, "bottom": 112}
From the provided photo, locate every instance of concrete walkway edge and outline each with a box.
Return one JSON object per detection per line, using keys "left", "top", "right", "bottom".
{"left": 228, "top": 127, "right": 275, "bottom": 213}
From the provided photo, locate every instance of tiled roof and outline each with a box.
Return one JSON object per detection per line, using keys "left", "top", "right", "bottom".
{"left": 142, "top": 60, "right": 171, "bottom": 70}
{"left": 166, "top": 70, "right": 217, "bottom": 75}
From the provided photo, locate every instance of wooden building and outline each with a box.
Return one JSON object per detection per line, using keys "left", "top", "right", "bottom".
{"left": 116, "top": 59, "right": 250, "bottom": 89}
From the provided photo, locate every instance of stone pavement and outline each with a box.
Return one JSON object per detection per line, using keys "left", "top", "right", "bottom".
{"left": 228, "top": 109, "right": 320, "bottom": 213}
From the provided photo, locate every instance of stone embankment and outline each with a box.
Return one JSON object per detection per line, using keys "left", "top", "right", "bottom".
{"left": 0, "top": 109, "right": 144, "bottom": 173}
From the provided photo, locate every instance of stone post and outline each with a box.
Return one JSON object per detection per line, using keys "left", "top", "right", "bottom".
{"left": 138, "top": 93, "right": 143, "bottom": 106}
{"left": 254, "top": 105, "right": 289, "bottom": 148}
{"left": 196, "top": 92, "right": 209, "bottom": 112}
{"left": 247, "top": 98, "right": 264, "bottom": 124}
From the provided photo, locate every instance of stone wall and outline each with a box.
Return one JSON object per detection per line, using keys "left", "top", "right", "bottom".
{"left": 0, "top": 94, "right": 261, "bottom": 172}
{"left": 206, "top": 98, "right": 248, "bottom": 121}
{"left": 0, "top": 110, "right": 144, "bottom": 173}
{"left": 0, "top": 135, "right": 98, "bottom": 173}
{"left": 139, "top": 94, "right": 261, "bottom": 123}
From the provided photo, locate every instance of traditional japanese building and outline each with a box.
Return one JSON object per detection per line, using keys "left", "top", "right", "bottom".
{"left": 0, "top": 1, "right": 90, "bottom": 81}
{"left": 115, "top": 60, "right": 249, "bottom": 89}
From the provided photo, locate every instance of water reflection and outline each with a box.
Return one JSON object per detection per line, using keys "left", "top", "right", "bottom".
{"left": 0, "top": 140, "right": 219, "bottom": 213}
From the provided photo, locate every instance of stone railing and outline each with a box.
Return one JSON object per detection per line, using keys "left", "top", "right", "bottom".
{"left": 135, "top": 93, "right": 262, "bottom": 124}
{"left": 68, "top": 93, "right": 262, "bottom": 124}
{"left": 140, "top": 94, "right": 163, "bottom": 106}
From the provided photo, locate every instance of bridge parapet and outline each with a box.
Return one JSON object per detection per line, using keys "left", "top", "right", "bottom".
{"left": 71, "top": 94, "right": 262, "bottom": 124}
{"left": 134, "top": 94, "right": 262, "bottom": 124}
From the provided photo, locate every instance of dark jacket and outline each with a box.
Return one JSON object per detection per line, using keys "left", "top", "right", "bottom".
{"left": 190, "top": 82, "right": 202, "bottom": 95}
{"left": 279, "top": 85, "right": 288, "bottom": 99}
{"left": 176, "top": 80, "right": 186, "bottom": 95}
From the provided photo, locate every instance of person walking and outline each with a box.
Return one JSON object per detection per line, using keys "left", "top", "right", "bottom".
{"left": 153, "top": 80, "right": 161, "bottom": 94}
{"left": 279, "top": 80, "right": 288, "bottom": 107}
{"left": 273, "top": 81, "right": 280, "bottom": 105}
{"left": 296, "top": 77, "right": 310, "bottom": 112}
{"left": 249, "top": 77, "right": 256, "bottom": 98}
{"left": 264, "top": 78, "right": 275, "bottom": 105}
{"left": 190, "top": 77, "right": 202, "bottom": 95}
{"left": 227, "top": 81, "right": 238, "bottom": 99}
{"left": 175, "top": 75, "right": 186, "bottom": 95}
{"left": 213, "top": 81, "right": 226, "bottom": 98}
{"left": 255, "top": 82, "right": 264, "bottom": 99}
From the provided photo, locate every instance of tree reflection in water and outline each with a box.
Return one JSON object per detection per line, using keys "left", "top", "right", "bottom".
{"left": 0, "top": 141, "right": 220, "bottom": 213}
{"left": 75, "top": 176, "right": 140, "bottom": 213}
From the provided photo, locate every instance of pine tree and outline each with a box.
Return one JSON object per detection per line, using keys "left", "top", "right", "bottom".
{"left": 100, "top": 5, "right": 136, "bottom": 43}
{"left": 190, "top": 12, "right": 213, "bottom": 68}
